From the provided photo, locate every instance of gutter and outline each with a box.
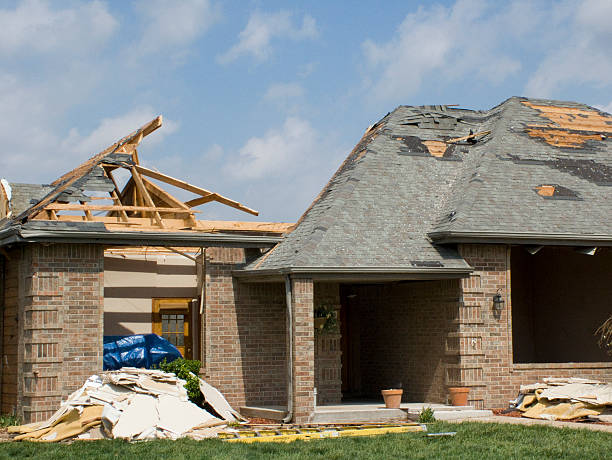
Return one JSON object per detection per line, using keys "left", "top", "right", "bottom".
{"left": 234, "top": 266, "right": 473, "bottom": 282}
{"left": 282, "top": 275, "right": 293, "bottom": 423}
{"left": 428, "top": 231, "right": 612, "bottom": 246}
{"left": 2, "top": 228, "right": 282, "bottom": 248}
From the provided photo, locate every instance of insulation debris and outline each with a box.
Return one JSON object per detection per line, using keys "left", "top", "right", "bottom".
{"left": 512, "top": 378, "right": 612, "bottom": 421}
{"left": 8, "top": 368, "right": 240, "bottom": 442}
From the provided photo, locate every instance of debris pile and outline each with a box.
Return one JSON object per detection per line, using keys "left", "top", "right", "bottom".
{"left": 8, "top": 367, "right": 242, "bottom": 442}
{"left": 513, "top": 377, "right": 612, "bottom": 421}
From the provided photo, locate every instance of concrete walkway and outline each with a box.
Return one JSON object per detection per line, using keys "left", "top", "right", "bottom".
{"left": 447, "top": 415, "right": 612, "bottom": 433}
{"left": 312, "top": 402, "right": 492, "bottom": 424}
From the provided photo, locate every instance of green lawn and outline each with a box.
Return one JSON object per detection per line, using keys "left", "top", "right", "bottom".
{"left": 0, "top": 422, "right": 610, "bottom": 459}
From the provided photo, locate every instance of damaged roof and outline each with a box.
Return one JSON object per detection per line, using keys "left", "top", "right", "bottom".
{"left": 242, "top": 97, "right": 612, "bottom": 277}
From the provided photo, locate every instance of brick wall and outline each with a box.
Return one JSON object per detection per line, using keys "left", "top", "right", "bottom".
{"left": 348, "top": 280, "right": 460, "bottom": 404}
{"left": 313, "top": 282, "right": 341, "bottom": 406}
{"left": 18, "top": 243, "right": 104, "bottom": 422}
{"left": 291, "top": 277, "right": 315, "bottom": 423}
{"left": 203, "top": 247, "right": 287, "bottom": 409}
{"left": 1, "top": 248, "right": 20, "bottom": 414}
{"left": 459, "top": 244, "right": 612, "bottom": 409}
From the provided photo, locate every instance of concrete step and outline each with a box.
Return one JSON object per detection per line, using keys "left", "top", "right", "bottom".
{"left": 311, "top": 408, "right": 409, "bottom": 424}
{"left": 432, "top": 409, "right": 493, "bottom": 421}
{"left": 240, "top": 406, "right": 287, "bottom": 421}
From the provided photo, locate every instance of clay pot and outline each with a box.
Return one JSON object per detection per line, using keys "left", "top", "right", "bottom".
{"left": 314, "top": 317, "right": 326, "bottom": 330}
{"left": 381, "top": 389, "right": 403, "bottom": 409}
{"left": 448, "top": 387, "right": 469, "bottom": 406}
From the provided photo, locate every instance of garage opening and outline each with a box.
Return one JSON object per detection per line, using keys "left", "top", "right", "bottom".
{"left": 511, "top": 246, "right": 612, "bottom": 363}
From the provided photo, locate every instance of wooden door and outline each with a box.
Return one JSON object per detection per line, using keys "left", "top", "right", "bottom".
{"left": 152, "top": 298, "right": 192, "bottom": 359}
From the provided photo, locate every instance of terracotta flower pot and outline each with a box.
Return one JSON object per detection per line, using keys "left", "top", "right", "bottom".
{"left": 448, "top": 387, "right": 469, "bottom": 406}
{"left": 314, "top": 317, "right": 326, "bottom": 330}
{"left": 381, "top": 389, "right": 403, "bottom": 409}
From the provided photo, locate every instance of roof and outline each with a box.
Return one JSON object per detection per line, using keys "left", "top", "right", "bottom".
{"left": 242, "top": 96, "right": 612, "bottom": 277}
{"left": 0, "top": 115, "right": 292, "bottom": 248}
{"left": 8, "top": 183, "right": 55, "bottom": 215}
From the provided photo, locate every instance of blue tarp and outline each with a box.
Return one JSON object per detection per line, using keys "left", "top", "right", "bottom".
{"left": 103, "top": 334, "right": 182, "bottom": 370}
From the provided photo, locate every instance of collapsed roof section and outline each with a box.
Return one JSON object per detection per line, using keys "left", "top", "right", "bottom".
{"left": 0, "top": 116, "right": 293, "bottom": 247}
{"left": 240, "top": 97, "right": 612, "bottom": 280}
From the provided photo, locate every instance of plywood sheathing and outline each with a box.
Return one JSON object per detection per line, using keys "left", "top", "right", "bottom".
{"left": 522, "top": 101, "right": 612, "bottom": 147}
{"left": 422, "top": 140, "right": 447, "bottom": 157}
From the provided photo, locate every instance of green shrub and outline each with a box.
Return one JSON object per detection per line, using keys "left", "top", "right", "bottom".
{"left": 0, "top": 413, "right": 20, "bottom": 427}
{"left": 418, "top": 406, "right": 436, "bottom": 423}
{"left": 155, "top": 358, "right": 203, "bottom": 406}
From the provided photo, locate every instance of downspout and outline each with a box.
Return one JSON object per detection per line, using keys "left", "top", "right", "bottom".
{"left": 282, "top": 275, "right": 293, "bottom": 423}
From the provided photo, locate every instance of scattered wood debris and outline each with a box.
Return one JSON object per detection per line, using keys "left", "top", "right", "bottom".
{"left": 511, "top": 378, "right": 612, "bottom": 422}
{"left": 8, "top": 368, "right": 241, "bottom": 442}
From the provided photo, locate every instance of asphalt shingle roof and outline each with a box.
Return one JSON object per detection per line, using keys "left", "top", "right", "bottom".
{"left": 248, "top": 97, "right": 612, "bottom": 273}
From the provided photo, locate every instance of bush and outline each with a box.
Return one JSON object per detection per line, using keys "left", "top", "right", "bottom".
{"left": 0, "top": 413, "right": 20, "bottom": 427}
{"left": 155, "top": 358, "right": 203, "bottom": 406}
{"left": 418, "top": 406, "right": 436, "bottom": 423}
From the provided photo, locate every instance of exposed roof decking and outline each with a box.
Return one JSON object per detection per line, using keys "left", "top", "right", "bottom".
{"left": 246, "top": 105, "right": 478, "bottom": 274}
{"left": 246, "top": 97, "right": 612, "bottom": 276}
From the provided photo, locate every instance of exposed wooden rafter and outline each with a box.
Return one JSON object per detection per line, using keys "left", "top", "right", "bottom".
{"left": 27, "top": 114, "right": 294, "bottom": 236}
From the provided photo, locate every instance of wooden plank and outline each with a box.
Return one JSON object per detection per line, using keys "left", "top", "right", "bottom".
{"left": 133, "top": 165, "right": 258, "bottom": 216}
{"left": 103, "top": 168, "right": 129, "bottom": 222}
{"left": 44, "top": 203, "right": 199, "bottom": 213}
{"left": 446, "top": 130, "right": 491, "bottom": 144}
{"left": 131, "top": 166, "right": 165, "bottom": 228}
{"left": 33, "top": 214, "right": 293, "bottom": 234}
{"left": 80, "top": 201, "right": 94, "bottom": 221}
{"left": 142, "top": 177, "right": 197, "bottom": 228}
{"left": 24, "top": 116, "right": 162, "bottom": 222}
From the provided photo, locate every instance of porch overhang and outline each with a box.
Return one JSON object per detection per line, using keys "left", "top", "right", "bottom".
{"left": 0, "top": 225, "right": 282, "bottom": 249}
{"left": 428, "top": 230, "right": 612, "bottom": 247}
{"left": 233, "top": 266, "right": 473, "bottom": 283}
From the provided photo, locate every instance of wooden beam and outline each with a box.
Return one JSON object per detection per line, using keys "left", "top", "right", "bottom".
{"left": 80, "top": 201, "right": 94, "bottom": 221}
{"left": 142, "top": 177, "right": 197, "bottom": 227}
{"left": 185, "top": 195, "right": 216, "bottom": 207}
{"left": 44, "top": 203, "right": 199, "bottom": 213}
{"left": 131, "top": 166, "right": 165, "bottom": 228}
{"left": 446, "top": 130, "right": 491, "bottom": 144}
{"left": 132, "top": 164, "right": 258, "bottom": 216}
{"left": 31, "top": 214, "right": 293, "bottom": 234}
{"left": 163, "top": 247, "right": 197, "bottom": 262}
{"left": 103, "top": 168, "right": 129, "bottom": 222}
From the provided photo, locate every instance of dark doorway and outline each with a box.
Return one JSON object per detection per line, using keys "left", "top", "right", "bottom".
{"left": 340, "top": 285, "right": 362, "bottom": 398}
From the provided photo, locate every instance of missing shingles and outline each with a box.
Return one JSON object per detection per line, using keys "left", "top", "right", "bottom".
{"left": 534, "top": 184, "right": 582, "bottom": 200}
{"left": 396, "top": 135, "right": 463, "bottom": 160}
{"left": 503, "top": 154, "right": 612, "bottom": 186}
{"left": 411, "top": 260, "right": 444, "bottom": 268}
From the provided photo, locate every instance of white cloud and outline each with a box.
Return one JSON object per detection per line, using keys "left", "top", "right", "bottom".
{"left": 134, "top": 0, "right": 220, "bottom": 54}
{"left": 361, "top": 0, "right": 535, "bottom": 102}
{"left": 61, "top": 107, "right": 179, "bottom": 158}
{"left": 264, "top": 82, "right": 305, "bottom": 111}
{"left": 525, "top": 0, "right": 612, "bottom": 97}
{"left": 0, "top": 0, "right": 117, "bottom": 56}
{"left": 228, "top": 117, "right": 317, "bottom": 179}
{"left": 218, "top": 11, "right": 317, "bottom": 64}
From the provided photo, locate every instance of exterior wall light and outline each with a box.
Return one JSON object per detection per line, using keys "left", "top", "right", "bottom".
{"left": 492, "top": 289, "right": 505, "bottom": 319}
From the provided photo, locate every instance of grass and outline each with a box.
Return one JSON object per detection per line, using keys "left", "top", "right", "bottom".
{"left": 0, "top": 422, "right": 611, "bottom": 459}
{"left": 0, "top": 415, "right": 20, "bottom": 428}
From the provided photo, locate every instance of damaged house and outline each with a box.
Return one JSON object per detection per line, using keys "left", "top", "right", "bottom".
{"left": 1, "top": 97, "right": 611, "bottom": 424}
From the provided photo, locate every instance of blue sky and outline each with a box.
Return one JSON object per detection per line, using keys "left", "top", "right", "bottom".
{"left": 1, "top": 0, "right": 611, "bottom": 222}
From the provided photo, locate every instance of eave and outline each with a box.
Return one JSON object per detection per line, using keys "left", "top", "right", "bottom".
{"left": 428, "top": 230, "right": 612, "bottom": 247}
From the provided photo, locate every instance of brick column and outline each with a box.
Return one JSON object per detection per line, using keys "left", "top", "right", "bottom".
{"left": 291, "top": 277, "right": 315, "bottom": 424}
{"left": 18, "top": 244, "right": 104, "bottom": 422}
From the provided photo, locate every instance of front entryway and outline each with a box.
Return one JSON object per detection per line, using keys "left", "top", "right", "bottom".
{"left": 152, "top": 298, "right": 194, "bottom": 358}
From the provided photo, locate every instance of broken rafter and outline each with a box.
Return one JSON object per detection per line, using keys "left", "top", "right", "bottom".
{"left": 446, "top": 130, "right": 491, "bottom": 144}
{"left": 43, "top": 203, "right": 200, "bottom": 214}
{"left": 130, "top": 166, "right": 165, "bottom": 228}
{"left": 142, "top": 177, "right": 198, "bottom": 228}
{"left": 103, "top": 168, "right": 129, "bottom": 223}
{"left": 132, "top": 164, "right": 258, "bottom": 216}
